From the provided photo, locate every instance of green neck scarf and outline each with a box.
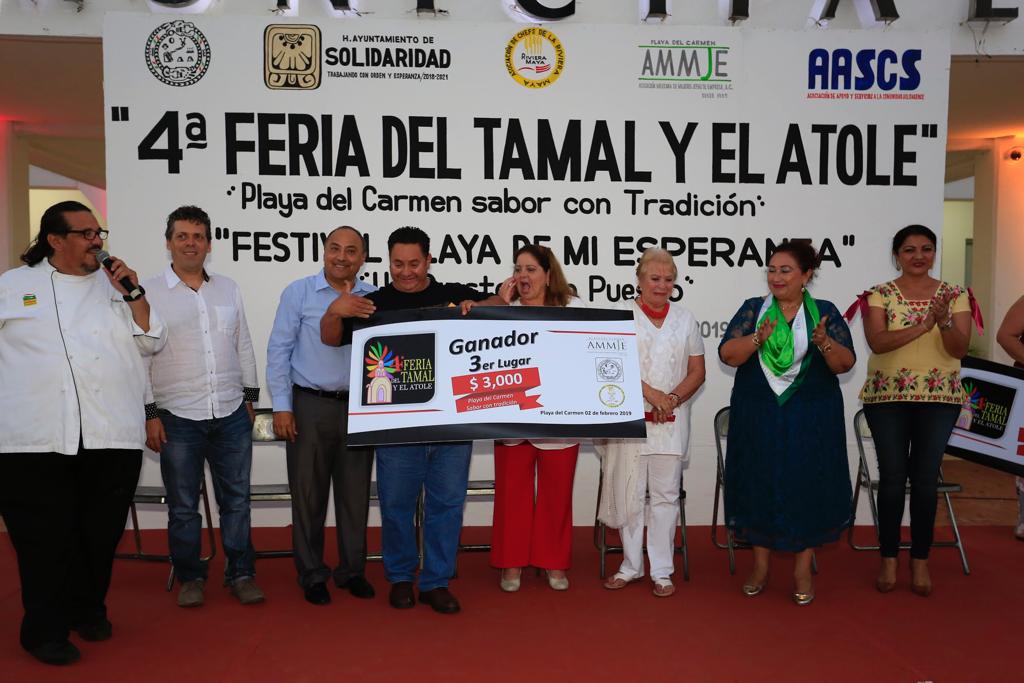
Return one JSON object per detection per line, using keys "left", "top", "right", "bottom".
{"left": 757, "top": 290, "right": 821, "bottom": 377}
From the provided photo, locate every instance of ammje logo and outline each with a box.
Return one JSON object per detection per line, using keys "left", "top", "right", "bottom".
{"left": 807, "top": 48, "right": 921, "bottom": 91}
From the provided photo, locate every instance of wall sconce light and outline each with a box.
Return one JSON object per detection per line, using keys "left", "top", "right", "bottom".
{"left": 1008, "top": 147, "right": 1024, "bottom": 163}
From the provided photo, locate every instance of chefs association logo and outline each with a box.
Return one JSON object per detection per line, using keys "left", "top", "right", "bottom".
{"left": 598, "top": 384, "right": 626, "bottom": 408}
{"left": 145, "top": 20, "right": 211, "bottom": 87}
{"left": 264, "top": 24, "right": 322, "bottom": 90}
{"left": 505, "top": 27, "right": 564, "bottom": 89}
{"left": 956, "top": 379, "right": 1016, "bottom": 440}
{"left": 363, "top": 334, "right": 436, "bottom": 406}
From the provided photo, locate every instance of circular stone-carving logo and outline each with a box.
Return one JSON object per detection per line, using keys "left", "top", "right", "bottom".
{"left": 504, "top": 27, "right": 564, "bottom": 89}
{"left": 145, "top": 20, "right": 211, "bottom": 87}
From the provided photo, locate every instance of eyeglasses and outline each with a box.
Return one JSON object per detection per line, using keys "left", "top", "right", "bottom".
{"left": 766, "top": 266, "right": 795, "bottom": 275}
{"left": 64, "top": 228, "right": 110, "bottom": 240}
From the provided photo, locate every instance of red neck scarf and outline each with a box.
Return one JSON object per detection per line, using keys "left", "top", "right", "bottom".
{"left": 638, "top": 299, "right": 670, "bottom": 320}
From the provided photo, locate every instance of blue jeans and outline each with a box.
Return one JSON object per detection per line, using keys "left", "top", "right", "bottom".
{"left": 863, "top": 402, "right": 960, "bottom": 559}
{"left": 375, "top": 442, "right": 471, "bottom": 591}
{"left": 159, "top": 403, "right": 255, "bottom": 583}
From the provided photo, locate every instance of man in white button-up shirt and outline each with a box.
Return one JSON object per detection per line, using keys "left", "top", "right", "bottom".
{"left": 0, "top": 201, "right": 165, "bottom": 666}
{"left": 142, "top": 206, "right": 264, "bottom": 609}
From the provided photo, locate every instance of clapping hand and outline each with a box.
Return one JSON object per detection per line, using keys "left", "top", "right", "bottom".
{"left": 754, "top": 316, "right": 777, "bottom": 346}
{"left": 812, "top": 315, "right": 829, "bottom": 349}
{"left": 929, "top": 292, "right": 953, "bottom": 325}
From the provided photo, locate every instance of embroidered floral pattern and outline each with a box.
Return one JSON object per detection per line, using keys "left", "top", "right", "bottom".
{"left": 860, "top": 281, "right": 967, "bottom": 406}
{"left": 870, "top": 370, "right": 889, "bottom": 393}
{"left": 924, "top": 367, "right": 945, "bottom": 393}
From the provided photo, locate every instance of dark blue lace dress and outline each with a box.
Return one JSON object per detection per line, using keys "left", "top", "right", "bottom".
{"left": 719, "top": 297, "right": 854, "bottom": 551}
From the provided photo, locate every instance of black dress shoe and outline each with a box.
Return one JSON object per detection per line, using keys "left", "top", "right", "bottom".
{"left": 388, "top": 581, "right": 415, "bottom": 609}
{"left": 72, "top": 617, "right": 112, "bottom": 642}
{"left": 303, "top": 582, "right": 331, "bottom": 606}
{"left": 336, "top": 575, "right": 375, "bottom": 599}
{"left": 28, "top": 640, "right": 81, "bottom": 666}
{"left": 418, "top": 587, "right": 460, "bottom": 614}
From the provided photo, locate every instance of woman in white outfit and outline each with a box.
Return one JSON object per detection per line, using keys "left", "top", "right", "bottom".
{"left": 597, "top": 249, "right": 706, "bottom": 597}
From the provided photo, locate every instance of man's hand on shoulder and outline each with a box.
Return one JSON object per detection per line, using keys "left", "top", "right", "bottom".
{"left": 325, "top": 290, "right": 376, "bottom": 320}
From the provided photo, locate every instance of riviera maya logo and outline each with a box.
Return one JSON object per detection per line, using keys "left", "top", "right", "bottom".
{"left": 145, "top": 20, "right": 211, "bottom": 87}
{"left": 264, "top": 24, "right": 321, "bottom": 90}
{"left": 505, "top": 27, "right": 564, "bottom": 89}
{"left": 957, "top": 378, "right": 1015, "bottom": 440}
{"left": 363, "top": 334, "right": 436, "bottom": 406}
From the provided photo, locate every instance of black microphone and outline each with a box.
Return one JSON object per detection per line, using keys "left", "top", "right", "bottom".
{"left": 96, "top": 249, "right": 145, "bottom": 301}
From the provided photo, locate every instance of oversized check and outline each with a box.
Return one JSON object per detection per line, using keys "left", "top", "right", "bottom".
{"left": 947, "top": 356, "right": 1024, "bottom": 477}
{"left": 347, "top": 307, "right": 646, "bottom": 446}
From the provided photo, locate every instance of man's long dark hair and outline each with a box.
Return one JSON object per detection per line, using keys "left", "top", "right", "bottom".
{"left": 20, "top": 201, "right": 92, "bottom": 266}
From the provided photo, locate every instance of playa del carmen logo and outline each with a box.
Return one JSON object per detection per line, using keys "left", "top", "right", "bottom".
{"left": 505, "top": 26, "right": 564, "bottom": 89}
{"left": 806, "top": 48, "right": 924, "bottom": 101}
{"left": 264, "top": 24, "right": 322, "bottom": 90}
{"left": 145, "top": 20, "right": 211, "bottom": 87}
{"left": 362, "top": 334, "right": 436, "bottom": 406}
{"left": 637, "top": 39, "right": 733, "bottom": 96}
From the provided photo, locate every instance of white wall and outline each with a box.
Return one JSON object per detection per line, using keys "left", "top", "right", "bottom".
{"left": 2, "top": 0, "right": 1024, "bottom": 58}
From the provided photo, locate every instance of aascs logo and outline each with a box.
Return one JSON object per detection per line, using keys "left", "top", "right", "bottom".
{"left": 505, "top": 27, "right": 565, "bottom": 89}
{"left": 264, "top": 24, "right": 322, "bottom": 90}
{"left": 145, "top": 20, "right": 211, "bottom": 87}
{"left": 807, "top": 48, "right": 922, "bottom": 98}
{"left": 363, "top": 334, "right": 436, "bottom": 406}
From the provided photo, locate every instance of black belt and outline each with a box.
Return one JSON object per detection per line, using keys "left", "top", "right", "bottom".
{"left": 295, "top": 385, "right": 349, "bottom": 400}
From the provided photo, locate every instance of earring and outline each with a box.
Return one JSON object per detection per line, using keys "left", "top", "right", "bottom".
{"left": 896, "top": 263, "right": 902, "bottom": 271}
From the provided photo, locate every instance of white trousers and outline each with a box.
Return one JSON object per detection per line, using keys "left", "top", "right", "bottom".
{"left": 616, "top": 454, "right": 684, "bottom": 581}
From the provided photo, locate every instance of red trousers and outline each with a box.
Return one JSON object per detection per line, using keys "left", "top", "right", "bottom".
{"left": 490, "top": 441, "right": 579, "bottom": 570}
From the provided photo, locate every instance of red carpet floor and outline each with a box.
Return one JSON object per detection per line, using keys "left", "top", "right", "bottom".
{"left": 1, "top": 526, "right": 1020, "bottom": 683}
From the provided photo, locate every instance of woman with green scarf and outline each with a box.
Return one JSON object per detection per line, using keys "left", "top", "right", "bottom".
{"left": 719, "top": 242, "right": 856, "bottom": 605}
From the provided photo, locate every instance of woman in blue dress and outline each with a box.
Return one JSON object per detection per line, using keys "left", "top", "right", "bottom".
{"left": 718, "top": 242, "right": 855, "bottom": 605}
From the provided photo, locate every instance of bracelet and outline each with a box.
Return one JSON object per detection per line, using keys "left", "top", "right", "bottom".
{"left": 819, "top": 341, "right": 833, "bottom": 353}
{"left": 668, "top": 392, "right": 681, "bottom": 405}
{"left": 940, "top": 316, "right": 954, "bottom": 330}
{"left": 752, "top": 331, "right": 761, "bottom": 347}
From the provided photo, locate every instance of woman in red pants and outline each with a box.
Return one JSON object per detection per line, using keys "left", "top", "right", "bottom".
{"left": 490, "top": 244, "right": 583, "bottom": 591}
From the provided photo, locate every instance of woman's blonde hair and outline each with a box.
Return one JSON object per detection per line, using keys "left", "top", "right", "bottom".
{"left": 513, "top": 244, "right": 573, "bottom": 307}
{"left": 635, "top": 247, "right": 678, "bottom": 281}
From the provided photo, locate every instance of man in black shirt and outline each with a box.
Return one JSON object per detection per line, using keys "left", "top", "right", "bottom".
{"left": 322, "top": 226, "right": 500, "bottom": 614}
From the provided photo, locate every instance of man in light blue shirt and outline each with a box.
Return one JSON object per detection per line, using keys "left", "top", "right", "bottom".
{"left": 266, "top": 225, "right": 377, "bottom": 606}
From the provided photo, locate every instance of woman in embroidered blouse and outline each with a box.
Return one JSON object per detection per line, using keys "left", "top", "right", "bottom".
{"left": 857, "top": 225, "right": 974, "bottom": 597}
{"left": 597, "top": 248, "right": 705, "bottom": 598}
{"left": 719, "top": 242, "right": 855, "bottom": 606}
{"left": 487, "top": 245, "right": 585, "bottom": 592}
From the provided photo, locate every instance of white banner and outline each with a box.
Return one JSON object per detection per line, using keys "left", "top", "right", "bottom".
{"left": 347, "top": 307, "right": 645, "bottom": 446}
{"left": 102, "top": 15, "right": 952, "bottom": 523}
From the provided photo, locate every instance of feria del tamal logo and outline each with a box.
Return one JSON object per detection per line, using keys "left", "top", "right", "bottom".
{"left": 363, "top": 334, "right": 436, "bottom": 406}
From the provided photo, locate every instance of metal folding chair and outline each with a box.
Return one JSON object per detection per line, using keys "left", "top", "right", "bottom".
{"left": 250, "top": 408, "right": 424, "bottom": 564}
{"left": 592, "top": 459, "right": 690, "bottom": 581}
{"left": 711, "top": 406, "right": 744, "bottom": 574}
{"left": 116, "top": 480, "right": 217, "bottom": 591}
{"left": 847, "top": 408, "right": 970, "bottom": 574}
{"left": 711, "top": 406, "right": 816, "bottom": 575}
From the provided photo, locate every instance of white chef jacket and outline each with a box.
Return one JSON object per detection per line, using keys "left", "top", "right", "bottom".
{"left": 0, "top": 260, "right": 166, "bottom": 454}
{"left": 143, "top": 266, "right": 259, "bottom": 420}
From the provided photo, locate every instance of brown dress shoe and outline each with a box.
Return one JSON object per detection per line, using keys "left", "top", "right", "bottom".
{"left": 418, "top": 587, "right": 461, "bottom": 614}
{"left": 388, "top": 581, "right": 415, "bottom": 609}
